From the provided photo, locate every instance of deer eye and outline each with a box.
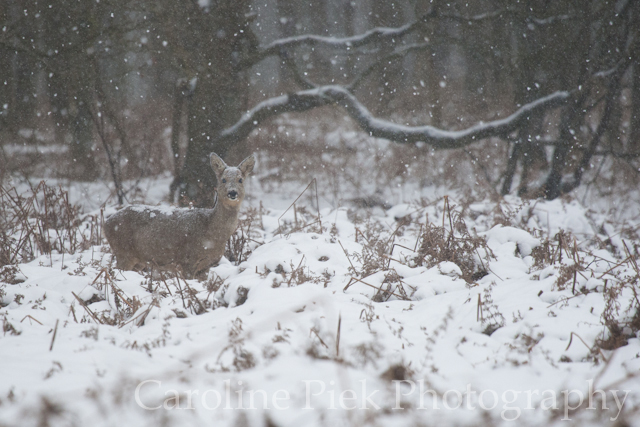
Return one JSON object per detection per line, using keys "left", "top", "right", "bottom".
{"left": 239, "top": 178, "right": 243, "bottom": 183}
{"left": 222, "top": 179, "right": 226, "bottom": 183}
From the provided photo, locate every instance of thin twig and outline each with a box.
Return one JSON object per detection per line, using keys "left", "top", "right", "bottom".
{"left": 20, "top": 315, "right": 43, "bottom": 325}
{"left": 310, "top": 328, "right": 328, "bottom": 348}
{"left": 566, "top": 331, "right": 608, "bottom": 362}
{"left": 277, "top": 178, "right": 320, "bottom": 235}
{"left": 336, "top": 313, "right": 342, "bottom": 357}
{"left": 71, "top": 292, "right": 102, "bottom": 324}
{"left": 49, "top": 319, "right": 59, "bottom": 351}
{"left": 338, "top": 240, "right": 356, "bottom": 273}
{"left": 344, "top": 277, "right": 409, "bottom": 300}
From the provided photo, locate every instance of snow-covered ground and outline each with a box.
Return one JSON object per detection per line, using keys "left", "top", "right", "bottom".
{"left": 1, "top": 164, "right": 640, "bottom": 426}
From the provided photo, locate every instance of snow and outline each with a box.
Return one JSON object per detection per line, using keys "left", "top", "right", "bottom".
{"left": 1, "top": 176, "right": 639, "bottom": 426}
{"left": 484, "top": 225, "right": 540, "bottom": 257}
{"left": 3, "top": 143, "right": 68, "bottom": 156}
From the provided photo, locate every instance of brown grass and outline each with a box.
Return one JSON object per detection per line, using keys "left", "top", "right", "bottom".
{"left": 597, "top": 244, "right": 640, "bottom": 351}
{"left": 415, "top": 197, "right": 491, "bottom": 283}
{"left": 0, "top": 181, "right": 103, "bottom": 267}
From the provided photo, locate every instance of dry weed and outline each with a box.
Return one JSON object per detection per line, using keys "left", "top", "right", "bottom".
{"left": 415, "top": 198, "right": 491, "bottom": 283}
{"left": 0, "top": 182, "right": 102, "bottom": 267}
{"left": 351, "top": 219, "right": 393, "bottom": 278}
{"left": 597, "top": 245, "right": 640, "bottom": 350}
{"left": 275, "top": 179, "right": 323, "bottom": 236}
{"left": 225, "top": 206, "right": 265, "bottom": 265}
{"left": 477, "top": 282, "right": 506, "bottom": 336}
{"left": 207, "top": 318, "right": 257, "bottom": 372}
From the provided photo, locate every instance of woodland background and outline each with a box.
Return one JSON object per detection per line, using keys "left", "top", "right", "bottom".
{"left": 1, "top": 0, "right": 639, "bottom": 204}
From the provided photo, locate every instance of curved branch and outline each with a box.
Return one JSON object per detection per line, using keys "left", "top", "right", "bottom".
{"left": 220, "top": 85, "right": 570, "bottom": 149}
{"left": 324, "top": 87, "right": 569, "bottom": 149}
{"left": 242, "top": 8, "right": 508, "bottom": 70}
{"left": 219, "top": 90, "right": 331, "bottom": 143}
{"left": 245, "top": 16, "right": 430, "bottom": 68}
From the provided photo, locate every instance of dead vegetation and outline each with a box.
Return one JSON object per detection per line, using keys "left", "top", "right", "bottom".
{"left": 414, "top": 197, "right": 491, "bottom": 283}
{"left": 341, "top": 216, "right": 416, "bottom": 302}
{"left": 206, "top": 318, "right": 258, "bottom": 372}
{"left": 0, "top": 181, "right": 103, "bottom": 267}
{"left": 597, "top": 242, "right": 640, "bottom": 351}
{"left": 350, "top": 219, "right": 395, "bottom": 278}
{"left": 524, "top": 215, "right": 640, "bottom": 353}
{"left": 477, "top": 282, "right": 506, "bottom": 336}
{"left": 274, "top": 178, "right": 323, "bottom": 236}
{"left": 1, "top": 118, "right": 640, "bottom": 426}
{"left": 225, "top": 205, "right": 266, "bottom": 265}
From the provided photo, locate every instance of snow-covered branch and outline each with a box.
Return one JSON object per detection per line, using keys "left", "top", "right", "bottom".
{"left": 328, "top": 87, "right": 570, "bottom": 149}
{"left": 220, "top": 85, "right": 570, "bottom": 149}
{"left": 219, "top": 90, "right": 331, "bottom": 143}
{"left": 246, "top": 18, "right": 426, "bottom": 68}
{"left": 245, "top": 9, "right": 510, "bottom": 68}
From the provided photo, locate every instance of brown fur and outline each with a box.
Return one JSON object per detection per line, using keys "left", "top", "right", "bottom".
{"left": 104, "top": 153, "right": 255, "bottom": 279}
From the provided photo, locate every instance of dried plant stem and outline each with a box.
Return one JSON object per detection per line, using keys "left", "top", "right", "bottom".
{"left": 566, "top": 331, "right": 608, "bottom": 362}
{"left": 343, "top": 277, "right": 409, "bottom": 300}
{"left": 69, "top": 304, "right": 78, "bottom": 323}
{"left": 72, "top": 292, "right": 102, "bottom": 324}
{"left": 49, "top": 319, "right": 59, "bottom": 351}
{"left": 277, "top": 178, "right": 322, "bottom": 235}
{"left": 310, "top": 328, "right": 328, "bottom": 348}
{"left": 338, "top": 240, "right": 356, "bottom": 272}
{"left": 20, "top": 315, "right": 43, "bottom": 325}
{"left": 336, "top": 314, "right": 342, "bottom": 357}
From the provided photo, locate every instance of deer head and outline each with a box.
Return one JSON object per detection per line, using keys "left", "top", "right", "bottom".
{"left": 210, "top": 153, "right": 256, "bottom": 208}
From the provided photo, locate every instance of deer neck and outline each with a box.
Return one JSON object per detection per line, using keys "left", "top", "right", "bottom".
{"left": 207, "top": 199, "right": 241, "bottom": 238}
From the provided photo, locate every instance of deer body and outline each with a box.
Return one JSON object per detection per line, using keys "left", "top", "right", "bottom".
{"left": 104, "top": 153, "right": 255, "bottom": 279}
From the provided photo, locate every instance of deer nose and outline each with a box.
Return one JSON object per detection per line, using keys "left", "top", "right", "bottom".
{"left": 228, "top": 190, "right": 238, "bottom": 199}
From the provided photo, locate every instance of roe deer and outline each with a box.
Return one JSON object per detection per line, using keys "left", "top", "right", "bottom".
{"left": 104, "top": 153, "right": 255, "bottom": 279}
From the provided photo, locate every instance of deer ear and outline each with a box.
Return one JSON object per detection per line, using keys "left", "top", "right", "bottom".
{"left": 238, "top": 154, "right": 256, "bottom": 176}
{"left": 209, "top": 153, "right": 227, "bottom": 177}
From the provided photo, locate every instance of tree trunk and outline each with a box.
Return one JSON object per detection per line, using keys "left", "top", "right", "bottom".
{"left": 176, "top": 1, "right": 256, "bottom": 207}
{"left": 500, "top": 11, "right": 541, "bottom": 196}
{"left": 631, "top": 47, "right": 640, "bottom": 154}
{"left": 370, "top": 0, "right": 405, "bottom": 116}
{"left": 68, "top": 98, "right": 99, "bottom": 181}
{"left": 42, "top": 0, "right": 101, "bottom": 181}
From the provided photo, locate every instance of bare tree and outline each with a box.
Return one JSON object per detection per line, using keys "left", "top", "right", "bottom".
{"left": 212, "top": 0, "right": 639, "bottom": 201}
{"left": 142, "top": 0, "right": 258, "bottom": 207}
{"left": 2, "top": 0, "right": 639, "bottom": 204}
